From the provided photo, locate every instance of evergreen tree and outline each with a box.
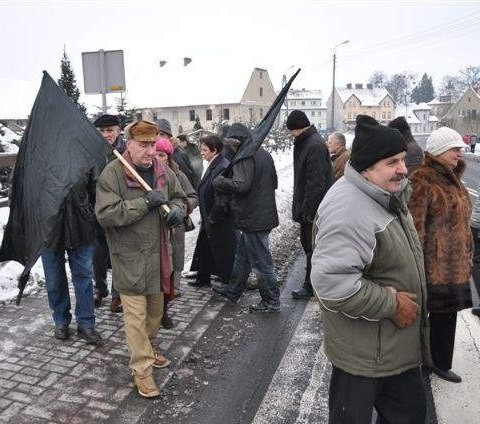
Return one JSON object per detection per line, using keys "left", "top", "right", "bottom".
{"left": 57, "top": 48, "right": 87, "bottom": 115}
{"left": 411, "top": 73, "right": 435, "bottom": 103}
{"left": 193, "top": 116, "right": 202, "bottom": 130}
{"left": 115, "top": 93, "right": 136, "bottom": 128}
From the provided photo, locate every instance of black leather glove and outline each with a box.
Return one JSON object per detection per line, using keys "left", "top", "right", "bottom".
{"left": 145, "top": 190, "right": 168, "bottom": 210}
{"left": 166, "top": 205, "right": 183, "bottom": 227}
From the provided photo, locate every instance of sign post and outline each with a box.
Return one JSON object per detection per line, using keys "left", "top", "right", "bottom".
{"left": 82, "top": 49, "right": 126, "bottom": 114}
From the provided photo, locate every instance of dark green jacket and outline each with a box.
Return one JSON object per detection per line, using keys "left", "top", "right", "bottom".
{"left": 95, "top": 159, "right": 186, "bottom": 295}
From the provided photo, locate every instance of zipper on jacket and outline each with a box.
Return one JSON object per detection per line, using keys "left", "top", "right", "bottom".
{"left": 376, "top": 323, "right": 382, "bottom": 363}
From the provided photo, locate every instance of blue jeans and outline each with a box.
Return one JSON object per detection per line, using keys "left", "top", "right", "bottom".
{"left": 41, "top": 245, "right": 95, "bottom": 329}
{"left": 225, "top": 231, "right": 280, "bottom": 306}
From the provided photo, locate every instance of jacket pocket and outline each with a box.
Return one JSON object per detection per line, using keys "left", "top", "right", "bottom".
{"left": 110, "top": 243, "right": 148, "bottom": 293}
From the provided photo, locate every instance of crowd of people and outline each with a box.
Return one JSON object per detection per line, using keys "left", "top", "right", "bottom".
{"left": 35, "top": 108, "right": 479, "bottom": 421}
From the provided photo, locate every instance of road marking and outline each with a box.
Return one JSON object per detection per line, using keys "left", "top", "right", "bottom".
{"left": 252, "top": 301, "right": 329, "bottom": 424}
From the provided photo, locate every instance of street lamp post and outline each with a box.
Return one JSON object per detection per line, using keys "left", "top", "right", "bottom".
{"left": 330, "top": 40, "right": 349, "bottom": 131}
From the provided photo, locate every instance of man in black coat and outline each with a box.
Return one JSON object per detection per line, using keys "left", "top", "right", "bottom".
{"left": 92, "top": 114, "right": 125, "bottom": 313}
{"left": 287, "top": 110, "right": 333, "bottom": 299}
{"left": 212, "top": 123, "right": 281, "bottom": 312}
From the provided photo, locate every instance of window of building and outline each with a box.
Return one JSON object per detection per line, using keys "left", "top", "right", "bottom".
{"left": 136, "top": 112, "right": 142, "bottom": 121}
{"left": 292, "top": 101, "right": 296, "bottom": 106}
{"left": 301, "top": 101, "right": 305, "bottom": 106}
{"left": 312, "top": 100, "right": 316, "bottom": 105}
{"left": 311, "top": 111, "right": 315, "bottom": 117}
{"left": 206, "top": 109, "right": 212, "bottom": 121}
{"left": 468, "top": 97, "right": 471, "bottom": 102}
{"left": 260, "top": 108, "right": 263, "bottom": 119}
{"left": 459, "top": 110, "right": 462, "bottom": 116}
{"left": 260, "top": 87, "right": 263, "bottom": 97}
{"left": 372, "top": 112, "right": 376, "bottom": 118}
{"left": 189, "top": 110, "right": 195, "bottom": 121}
{"left": 348, "top": 112, "right": 352, "bottom": 119}
{"left": 462, "top": 110, "right": 466, "bottom": 117}
{"left": 473, "top": 109, "right": 477, "bottom": 118}
{"left": 223, "top": 108, "right": 230, "bottom": 120}
{"left": 382, "top": 112, "right": 386, "bottom": 119}
{"left": 152, "top": 112, "right": 158, "bottom": 121}
{"left": 260, "top": 71, "right": 263, "bottom": 79}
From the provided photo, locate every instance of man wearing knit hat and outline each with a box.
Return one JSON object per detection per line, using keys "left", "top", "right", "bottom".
{"left": 286, "top": 110, "right": 332, "bottom": 300}
{"left": 388, "top": 116, "right": 424, "bottom": 175}
{"left": 311, "top": 115, "right": 430, "bottom": 423}
{"left": 92, "top": 114, "right": 126, "bottom": 312}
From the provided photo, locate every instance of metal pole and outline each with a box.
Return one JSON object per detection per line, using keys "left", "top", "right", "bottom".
{"left": 99, "top": 49, "right": 107, "bottom": 114}
{"left": 331, "top": 51, "right": 336, "bottom": 131}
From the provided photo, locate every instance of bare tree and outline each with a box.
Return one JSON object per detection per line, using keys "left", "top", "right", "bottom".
{"left": 385, "top": 72, "right": 416, "bottom": 105}
{"left": 368, "top": 71, "right": 388, "bottom": 88}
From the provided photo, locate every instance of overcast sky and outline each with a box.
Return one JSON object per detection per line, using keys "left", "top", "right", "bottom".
{"left": 1, "top": 0, "right": 480, "bottom": 117}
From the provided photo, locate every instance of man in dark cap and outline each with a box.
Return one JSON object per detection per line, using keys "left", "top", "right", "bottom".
{"left": 286, "top": 110, "right": 332, "bottom": 300}
{"left": 212, "top": 123, "right": 280, "bottom": 312}
{"left": 92, "top": 114, "right": 126, "bottom": 312}
{"left": 310, "top": 115, "right": 430, "bottom": 423}
{"left": 388, "top": 116, "right": 424, "bottom": 175}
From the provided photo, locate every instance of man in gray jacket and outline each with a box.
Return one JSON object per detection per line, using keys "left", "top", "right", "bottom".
{"left": 311, "top": 115, "right": 430, "bottom": 423}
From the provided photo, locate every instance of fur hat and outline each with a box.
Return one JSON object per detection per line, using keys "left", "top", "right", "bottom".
{"left": 155, "top": 137, "right": 174, "bottom": 155}
{"left": 350, "top": 115, "right": 407, "bottom": 172}
{"left": 426, "top": 127, "right": 465, "bottom": 156}
{"left": 93, "top": 114, "right": 119, "bottom": 127}
{"left": 286, "top": 110, "right": 310, "bottom": 130}
{"left": 157, "top": 118, "right": 172, "bottom": 137}
{"left": 124, "top": 120, "right": 158, "bottom": 142}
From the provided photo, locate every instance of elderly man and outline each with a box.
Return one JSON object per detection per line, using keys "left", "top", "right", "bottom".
{"left": 311, "top": 115, "right": 430, "bottom": 423}
{"left": 92, "top": 114, "right": 126, "bottom": 312}
{"left": 286, "top": 110, "right": 332, "bottom": 299}
{"left": 327, "top": 131, "right": 350, "bottom": 181}
{"left": 95, "top": 120, "right": 186, "bottom": 398}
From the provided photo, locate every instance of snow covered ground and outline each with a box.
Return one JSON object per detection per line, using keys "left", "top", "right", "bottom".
{"left": 0, "top": 147, "right": 295, "bottom": 303}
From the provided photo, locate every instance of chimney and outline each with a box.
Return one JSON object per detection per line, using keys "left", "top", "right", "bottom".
{"left": 346, "top": 83, "right": 352, "bottom": 89}
{"left": 355, "top": 83, "right": 363, "bottom": 89}
{"left": 366, "top": 83, "right": 373, "bottom": 89}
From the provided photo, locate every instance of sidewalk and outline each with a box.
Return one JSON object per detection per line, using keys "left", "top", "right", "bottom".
{"left": 0, "top": 210, "right": 225, "bottom": 423}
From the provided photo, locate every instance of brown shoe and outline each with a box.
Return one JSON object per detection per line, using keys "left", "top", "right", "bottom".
{"left": 133, "top": 374, "right": 160, "bottom": 398}
{"left": 110, "top": 298, "right": 123, "bottom": 313}
{"left": 153, "top": 352, "right": 171, "bottom": 369}
{"left": 93, "top": 292, "right": 103, "bottom": 308}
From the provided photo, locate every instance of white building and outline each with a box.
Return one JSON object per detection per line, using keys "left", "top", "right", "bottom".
{"left": 280, "top": 89, "right": 326, "bottom": 130}
{"left": 394, "top": 102, "right": 438, "bottom": 134}
{"left": 135, "top": 68, "right": 277, "bottom": 135}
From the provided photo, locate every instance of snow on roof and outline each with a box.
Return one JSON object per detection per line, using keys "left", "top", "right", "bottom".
{"left": 410, "top": 102, "right": 431, "bottom": 110}
{"left": 429, "top": 115, "right": 439, "bottom": 122}
{"left": 394, "top": 105, "right": 421, "bottom": 125}
{"left": 337, "top": 87, "right": 390, "bottom": 106}
{"left": 428, "top": 96, "right": 451, "bottom": 105}
{"left": 287, "top": 89, "right": 322, "bottom": 100}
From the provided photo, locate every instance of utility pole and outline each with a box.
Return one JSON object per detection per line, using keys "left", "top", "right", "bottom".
{"left": 330, "top": 40, "right": 349, "bottom": 131}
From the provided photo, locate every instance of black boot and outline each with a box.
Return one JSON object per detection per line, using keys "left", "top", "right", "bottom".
{"left": 292, "top": 281, "right": 314, "bottom": 300}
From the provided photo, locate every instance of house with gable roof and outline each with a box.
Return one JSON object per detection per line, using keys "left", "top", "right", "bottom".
{"left": 135, "top": 67, "right": 277, "bottom": 135}
{"left": 394, "top": 102, "right": 438, "bottom": 134}
{"left": 442, "top": 86, "right": 480, "bottom": 135}
{"left": 326, "top": 83, "right": 396, "bottom": 131}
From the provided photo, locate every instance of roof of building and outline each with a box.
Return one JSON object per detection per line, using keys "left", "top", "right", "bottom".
{"left": 337, "top": 87, "right": 391, "bottom": 106}
{"left": 287, "top": 89, "right": 322, "bottom": 100}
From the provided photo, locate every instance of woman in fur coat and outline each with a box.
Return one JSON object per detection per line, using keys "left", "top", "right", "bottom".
{"left": 409, "top": 126, "right": 473, "bottom": 383}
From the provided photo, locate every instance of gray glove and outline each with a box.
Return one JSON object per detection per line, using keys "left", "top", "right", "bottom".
{"left": 145, "top": 190, "right": 168, "bottom": 210}
{"left": 166, "top": 205, "right": 183, "bottom": 227}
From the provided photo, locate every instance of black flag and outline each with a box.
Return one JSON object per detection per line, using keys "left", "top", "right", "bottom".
{"left": 225, "top": 68, "right": 301, "bottom": 171}
{"left": 0, "top": 71, "right": 109, "bottom": 305}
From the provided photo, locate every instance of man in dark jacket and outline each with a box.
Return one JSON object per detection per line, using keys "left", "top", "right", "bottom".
{"left": 40, "top": 170, "right": 102, "bottom": 346}
{"left": 286, "top": 110, "right": 333, "bottom": 299}
{"left": 212, "top": 123, "right": 280, "bottom": 312}
{"left": 92, "top": 114, "right": 125, "bottom": 312}
{"left": 388, "top": 116, "right": 424, "bottom": 175}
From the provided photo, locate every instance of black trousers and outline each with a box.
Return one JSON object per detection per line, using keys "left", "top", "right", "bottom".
{"left": 93, "top": 232, "right": 118, "bottom": 300}
{"left": 429, "top": 312, "right": 457, "bottom": 371}
{"left": 471, "top": 227, "right": 480, "bottom": 302}
{"left": 329, "top": 366, "right": 426, "bottom": 424}
{"left": 299, "top": 220, "right": 313, "bottom": 291}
